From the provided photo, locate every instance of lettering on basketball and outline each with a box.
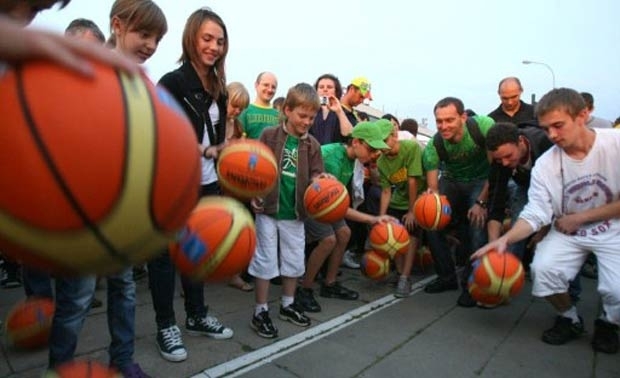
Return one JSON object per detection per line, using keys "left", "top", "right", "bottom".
{"left": 311, "top": 188, "right": 341, "bottom": 211}
{"left": 222, "top": 170, "right": 269, "bottom": 190}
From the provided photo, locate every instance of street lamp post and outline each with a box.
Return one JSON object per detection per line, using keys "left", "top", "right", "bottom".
{"left": 522, "top": 60, "right": 556, "bottom": 88}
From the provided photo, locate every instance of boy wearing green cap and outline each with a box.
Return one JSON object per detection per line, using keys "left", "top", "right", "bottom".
{"left": 297, "top": 121, "right": 395, "bottom": 312}
{"left": 375, "top": 119, "right": 426, "bottom": 297}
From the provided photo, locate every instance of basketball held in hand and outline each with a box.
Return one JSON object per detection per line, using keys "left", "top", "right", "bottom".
{"left": 303, "top": 178, "right": 350, "bottom": 223}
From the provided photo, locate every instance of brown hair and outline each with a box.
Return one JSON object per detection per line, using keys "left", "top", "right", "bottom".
{"left": 107, "top": 0, "right": 167, "bottom": 48}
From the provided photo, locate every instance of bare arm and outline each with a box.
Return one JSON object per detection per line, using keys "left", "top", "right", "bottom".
{"left": 554, "top": 199, "right": 620, "bottom": 235}
{"left": 425, "top": 169, "right": 439, "bottom": 193}
{"left": 329, "top": 97, "right": 354, "bottom": 136}
{"left": 379, "top": 186, "right": 392, "bottom": 216}
{"left": 345, "top": 208, "right": 396, "bottom": 224}
{"left": 487, "top": 219, "right": 503, "bottom": 241}
{"left": 472, "top": 218, "right": 535, "bottom": 259}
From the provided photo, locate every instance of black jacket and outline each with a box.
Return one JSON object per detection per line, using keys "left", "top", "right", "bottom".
{"left": 158, "top": 61, "right": 227, "bottom": 145}
{"left": 487, "top": 126, "right": 553, "bottom": 222}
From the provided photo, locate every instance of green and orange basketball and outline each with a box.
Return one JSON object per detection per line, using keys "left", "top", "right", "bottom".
{"left": 369, "top": 222, "right": 410, "bottom": 258}
{"left": 169, "top": 196, "right": 256, "bottom": 282}
{"left": 360, "top": 250, "right": 391, "bottom": 281}
{"left": 0, "top": 60, "right": 200, "bottom": 275}
{"left": 468, "top": 250, "right": 525, "bottom": 305}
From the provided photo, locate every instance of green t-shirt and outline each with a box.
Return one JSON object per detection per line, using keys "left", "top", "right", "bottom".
{"left": 422, "top": 115, "right": 494, "bottom": 181}
{"left": 276, "top": 135, "right": 299, "bottom": 220}
{"left": 377, "top": 139, "right": 426, "bottom": 210}
{"left": 239, "top": 104, "right": 280, "bottom": 140}
{"left": 321, "top": 143, "right": 354, "bottom": 186}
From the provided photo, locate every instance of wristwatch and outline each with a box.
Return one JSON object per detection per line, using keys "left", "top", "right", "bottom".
{"left": 475, "top": 199, "right": 487, "bottom": 208}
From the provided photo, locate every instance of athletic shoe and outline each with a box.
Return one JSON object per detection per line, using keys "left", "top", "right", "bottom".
{"left": 394, "top": 276, "right": 412, "bottom": 298}
{"left": 424, "top": 277, "right": 458, "bottom": 293}
{"left": 592, "top": 318, "right": 619, "bottom": 354}
{"left": 320, "top": 281, "right": 359, "bottom": 300}
{"left": 341, "top": 250, "right": 361, "bottom": 269}
{"left": 296, "top": 287, "right": 321, "bottom": 313}
{"left": 456, "top": 290, "right": 477, "bottom": 307}
{"left": 119, "top": 363, "right": 151, "bottom": 378}
{"left": 279, "top": 303, "right": 311, "bottom": 327}
{"left": 156, "top": 325, "right": 187, "bottom": 362}
{"left": 542, "top": 316, "right": 585, "bottom": 345}
{"left": 186, "top": 315, "right": 233, "bottom": 339}
{"left": 251, "top": 310, "right": 278, "bottom": 339}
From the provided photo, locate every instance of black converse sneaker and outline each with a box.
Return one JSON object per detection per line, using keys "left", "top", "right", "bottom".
{"left": 251, "top": 310, "right": 278, "bottom": 339}
{"left": 186, "top": 315, "right": 233, "bottom": 339}
{"left": 156, "top": 325, "right": 187, "bottom": 362}
{"left": 279, "top": 302, "right": 311, "bottom": 327}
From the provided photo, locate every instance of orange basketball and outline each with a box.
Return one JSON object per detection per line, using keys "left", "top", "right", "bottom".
{"left": 303, "top": 178, "right": 350, "bottom": 223}
{"left": 415, "top": 245, "right": 434, "bottom": 272}
{"left": 169, "top": 196, "right": 256, "bottom": 282}
{"left": 360, "top": 250, "right": 391, "bottom": 281}
{"left": 5, "top": 297, "right": 54, "bottom": 349}
{"left": 468, "top": 250, "right": 525, "bottom": 305}
{"left": 0, "top": 60, "right": 200, "bottom": 275}
{"left": 52, "top": 360, "right": 121, "bottom": 378}
{"left": 369, "top": 222, "right": 410, "bottom": 258}
{"left": 413, "top": 193, "right": 452, "bottom": 230}
{"left": 217, "top": 139, "right": 278, "bottom": 200}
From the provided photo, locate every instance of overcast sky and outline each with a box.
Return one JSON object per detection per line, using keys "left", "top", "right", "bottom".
{"left": 33, "top": 0, "right": 620, "bottom": 129}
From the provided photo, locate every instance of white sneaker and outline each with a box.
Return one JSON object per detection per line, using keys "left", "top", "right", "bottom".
{"left": 156, "top": 325, "right": 187, "bottom": 362}
{"left": 341, "top": 250, "right": 361, "bottom": 269}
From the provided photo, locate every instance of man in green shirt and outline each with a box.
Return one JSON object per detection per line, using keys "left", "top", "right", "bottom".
{"left": 239, "top": 71, "right": 280, "bottom": 139}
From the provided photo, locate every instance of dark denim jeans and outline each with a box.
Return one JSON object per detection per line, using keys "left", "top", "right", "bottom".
{"left": 22, "top": 266, "right": 54, "bottom": 299}
{"left": 106, "top": 267, "right": 135, "bottom": 370}
{"left": 48, "top": 276, "right": 96, "bottom": 368}
{"left": 426, "top": 177, "right": 488, "bottom": 286}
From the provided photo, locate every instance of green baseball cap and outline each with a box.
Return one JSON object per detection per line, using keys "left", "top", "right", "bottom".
{"left": 375, "top": 119, "right": 395, "bottom": 139}
{"left": 351, "top": 121, "right": 389, "bottom": 150}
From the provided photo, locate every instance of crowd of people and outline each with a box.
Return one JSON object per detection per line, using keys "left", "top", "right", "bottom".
{"left": 1, "top": 1, "right": 619, "bottom": 377}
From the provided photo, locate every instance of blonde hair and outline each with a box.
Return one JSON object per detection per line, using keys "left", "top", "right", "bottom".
{"left": 180, "top": 8, "right": 228, "bottom": 99}
{"left": 227, "top": 82, "right": 249, "bottom": 110}
{"left": 107, "top": 0, "right": 167, "bottom": 48}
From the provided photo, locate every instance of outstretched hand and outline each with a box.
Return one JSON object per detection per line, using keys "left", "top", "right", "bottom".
{"left": 470, "top": 237, "right": 508, "bottom": 260}
{"left": 0, "top": 19, "right": 139, "bottom": 77}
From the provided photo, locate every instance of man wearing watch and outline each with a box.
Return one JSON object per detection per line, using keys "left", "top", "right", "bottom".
{"left": 421, "top": 97, "right": 495, "bottom": 307}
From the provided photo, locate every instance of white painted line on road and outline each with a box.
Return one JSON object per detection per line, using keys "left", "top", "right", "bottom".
{"left": 193, "top": 275, "right": 437, "bottom": 378}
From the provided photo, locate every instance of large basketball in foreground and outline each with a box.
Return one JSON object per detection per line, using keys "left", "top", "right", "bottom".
{"left": 360, "top": 250, "right": 391, "bottom": 281}
{"left": 50, "top": 360, "right": 121, "bottom": 378}
{"left": 468, "top": 250, "right": 525, "bottom": 305}
{"left": 217, "top": 139, "right": 278, "bottom": 200}
{"left": 304, "top": 178, "right": 350, "bottom": 223}
{"left": 5, "top": 297, "right": 54, "bottom": 349}
{"left": 369, "top": 222, "right": 410, "bottom": 258}
{"left": 0, "top": 61, "right": 200, "bottom": 275}
{"left": 169, "top": 196, "right": 256, "bottom": 282}
{"left": 413, "top": 193, "right": 452, "bottom": 230}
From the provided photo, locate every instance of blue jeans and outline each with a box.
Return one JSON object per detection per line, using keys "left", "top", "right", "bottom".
{"left": 106, "top": 267, "right": 135, "bottom": 370}
{"left": 506, "top": 180, "right": 529, "bottom": 260}
{"left": 426, "top": 177, "right": 488, "bottom": 286}
{"left": 22, "top": 266, "right": 53, "bottom": 299}
{"left": 48, "top": 276, "right": 96, "bottom": 368}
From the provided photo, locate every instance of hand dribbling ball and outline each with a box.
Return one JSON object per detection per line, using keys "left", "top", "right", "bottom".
{"left": 360, "top": 250, "right": 391, "bottom": 281}
{"left": 4, "top": 297, "right": 54, "bottom": 349}
{"left": 217, "top": 139, "right": 278, "bottom": 200}
{"left": 369, "top": 222, "right": 410, "bottom": 258}
{"left": 169, "top": 196, "right": 256, "bottom": 282}
{"left": 413, "top": 193, "right": 452, "bottom": 231}
{"left": 0, "top": 60, "right": 200, "bottom": 275}
{"left": 303, "top": 178, "right": 350, "bottom": 223}
{"left": 468, "top": 250, "right": 525, "bottom": 305}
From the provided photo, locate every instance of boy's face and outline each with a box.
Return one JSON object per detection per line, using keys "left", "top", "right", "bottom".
{"left": 3, "top": 0, "right": 59, "bottom": 24}
{"left": 384, "top": 125, "right": 400, "bottom": 156}
{"left": 284, "top": 105, "right": 316, "bottom": 137}
{"left": 490, "top": 141, "right": 522, "bottom": 169}
{"left": 351, "top": 139, "right": 381, "bottom": 163}
{"left": 538, "top": 107, "right": 588, "bottom": 149}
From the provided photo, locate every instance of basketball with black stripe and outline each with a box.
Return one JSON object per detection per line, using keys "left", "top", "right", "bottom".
{"left": 0, "top": 60, "right": 200, "bottom": 275}
{"left": 413, "top": 193, "right": 452, "bottom": 231}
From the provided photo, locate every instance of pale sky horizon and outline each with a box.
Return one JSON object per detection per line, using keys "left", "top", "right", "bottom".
{"left": 32, "top": 0, "right": 620, "bottom": 130}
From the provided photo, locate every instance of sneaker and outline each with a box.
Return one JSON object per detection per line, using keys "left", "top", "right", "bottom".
{"left": 119, "top": 363, "right": 151, "bottom": 378}
{"left": 251, "top": 310, "right": 278, "bottom": 338}
{"left": 279, "top": 303, "right": 311, "bottom": 327}
{"left": 341, "top": 250, "right": 361, "bottom": 269}
{"left": 186, "top": 315, "right": 233, "bottom": 339}
{"left": 592, "top": 318, "right": 619, "bottom": 354}
{"left": 542, "top": 316, "right": 585, "bottom": 345}
{"left": 424, "top": 277, "right": 458, "bottom": 293}
{"left": 456, "top": 290, "right": 477, "bottom": 307}
{"left": 320, "top": 281, "right": 359, "bottom": 300}
{"left": 0, "top": 269, "right": 21, "bottom": 289}
{"left": 394, "top": 276, "right": 412, "bottom": 298}
{"left": 296, "top": 287, "right": 322, "bottom": 313}
{"left": 156, "top": 325, "right": 187, "bottom": 362}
